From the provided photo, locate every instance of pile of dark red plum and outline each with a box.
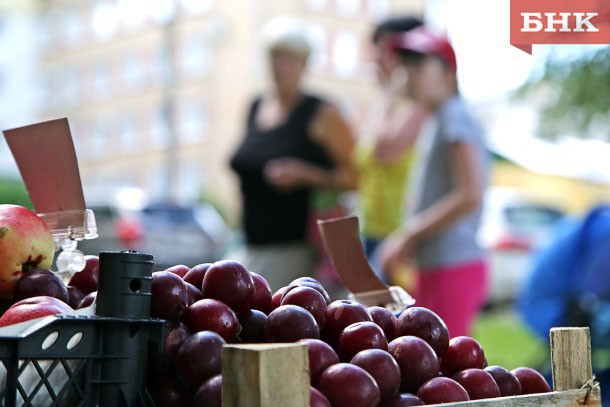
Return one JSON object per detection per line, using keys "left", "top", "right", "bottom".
{"left": 148, "top": 260, "right": 551, "bottom": 407}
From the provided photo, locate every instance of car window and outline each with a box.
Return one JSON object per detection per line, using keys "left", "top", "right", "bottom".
{"left": 504, "top": 206, "right": 564, "bottom": 231}
{"left": 141, "top": 206, "right": 197, "bottom": 224}
{"left": 90, "top": 205, "right": 115, "bottom": 221}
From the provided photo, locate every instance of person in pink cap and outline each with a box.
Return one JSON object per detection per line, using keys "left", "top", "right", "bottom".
{"left": 379, "top": 27, "right": 489, "bottom": 337}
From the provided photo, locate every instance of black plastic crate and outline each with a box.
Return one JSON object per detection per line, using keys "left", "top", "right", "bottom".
{"left": 0, "top": 251, "right": 162, "bottom": 407}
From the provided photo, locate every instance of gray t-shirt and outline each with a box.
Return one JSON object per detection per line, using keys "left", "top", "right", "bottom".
{"left": 410, "top": 95, "right": 489, "bottom": 269}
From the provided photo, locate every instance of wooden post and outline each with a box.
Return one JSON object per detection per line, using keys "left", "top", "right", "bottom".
{"left": 222, "top": 343, "right": 310, "bottom": 407}
{"left": 550, "top": 327, "right": 593, "bottom": 391}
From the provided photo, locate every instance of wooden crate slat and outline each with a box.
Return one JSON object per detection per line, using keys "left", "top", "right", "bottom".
{"left": 425, "top": 387, "right": 601, "bottom": 406}
{"left": 551, "top": 327, "right": 593, "bottom": 391}
{"left": 222, "top": 343, "right": 309, "bottom": 407}
{"left": 220, "top": 325, "right": 603, "bottom": 406}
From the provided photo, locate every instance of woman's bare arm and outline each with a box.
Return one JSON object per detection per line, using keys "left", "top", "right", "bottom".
{"left": 264, "top": 102, "right": 358, "bottom": 191}
{"left": 379, "top": 140, "right": 482, "bottom": 271}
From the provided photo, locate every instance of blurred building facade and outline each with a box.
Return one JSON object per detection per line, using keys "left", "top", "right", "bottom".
{"left": 0, "top": 0, "right": 40, "bottom": 177}
{"left": 33, "top": 0, "right": 424, "bottom": 221}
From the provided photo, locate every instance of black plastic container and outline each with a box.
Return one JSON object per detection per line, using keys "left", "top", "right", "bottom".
{"left": 0, "top": 251, "right": 162, "bottom": 407}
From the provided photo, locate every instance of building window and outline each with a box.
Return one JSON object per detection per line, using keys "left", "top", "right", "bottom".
{"left": 92, "top": 60, "right": 110, "bottom": 97}
{"left": 150, "top": 104, "right": 170, "bottom": 148}
{"left": 117, "top": 0, "right": 146, "bottom": 31}
{"left": 307, "top": 24, "right": 328, "bottom": 73}
{"left": 181, "top": 36, "right": 211, "bottom": 77}
{"left": 336, "top": 0, "right": 360, "bottom": 16}
{"left": 179, "top": 102, "right": 208, "bottom": 143}
{"left": 150, "top": 45, "right": 173, "bottom": 86}
{"left": 39, "top": 72, "right": 56, "bottom": 107}
{"left": 121, "top": 114, "right": 138, "bottom": 150}
{"left": 332, "top": 31, "right": 360, "bottom": 78}
{"left": 148, "top": 164, "right": 166, "bottom": 201}
{"left": 39, "top": 11, "right": 55, "bottom": 51}
{"left": 122, "top": 53, "right": 143, "bottom": 90}
{"left": 64, "top": 7, "right": 83, "bottom": 46}
{"left": 62, "top": 67, "right": 80, "bottom": 107}
{"left": 149, "top": 0, "right": 177, "bottom": 25}
{"left": 91, "top": 119, "right": 109, "bottom": 159}
{"left": 180, "top": 0, "right": 215, "bottom": 16}
{"left": 304, "top": 0, "right": 327, "bottom": 11}
{"left": 177, "top": 161, "right": 203, "bottom": 202}
{"left": 92, "top": 0, "right": 118, "bottom": 40}
{"left": 367, "top": 0, "right": 389, "bottom": 20}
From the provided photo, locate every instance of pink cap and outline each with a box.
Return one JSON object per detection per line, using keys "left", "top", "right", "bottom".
{"left": 390, "top": 27, "right": 457, "bottom": 74}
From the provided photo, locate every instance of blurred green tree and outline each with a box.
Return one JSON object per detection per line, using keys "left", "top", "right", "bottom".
{"left": 517, "top": 46, "right": 610, "bottom": 140}
{"left": 0, "top": 178, "right": 32, "bottom": 208}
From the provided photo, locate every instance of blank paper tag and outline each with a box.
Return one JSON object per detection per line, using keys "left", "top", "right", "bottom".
{"left": 3, "top": 118, "right": 85, "bottom": 213}
{"left": 317, "top": 216, "right": 388, "bottom": 293}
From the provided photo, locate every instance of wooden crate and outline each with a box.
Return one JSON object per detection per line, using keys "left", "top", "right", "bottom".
{"left": 221, "top": 327, "right": 602, "bottom": 407}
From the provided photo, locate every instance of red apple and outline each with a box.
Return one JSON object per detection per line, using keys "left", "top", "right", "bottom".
{"left": 0, "top": 296, "right": 73, "bottom": 327}
{"left": 0, "top": 299, "right": 15, "bottom": 315}
{"left": 68, "top": 255, "right": 99, "bottom": 294}
{"left": 0, "top": 205, "right": 55, "bottom": 299}
{"left": 202, "top": 260, "right": 254, "bottom": 313}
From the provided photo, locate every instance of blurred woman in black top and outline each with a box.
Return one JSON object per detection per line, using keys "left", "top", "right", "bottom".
{"left": 230, "top": 16, "right": 356, "bottom": 290}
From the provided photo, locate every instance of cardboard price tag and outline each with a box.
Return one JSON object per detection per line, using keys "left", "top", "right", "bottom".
{"left": 317, "top": 216, "right": 414, "bottom": 312}
{"left": 3, "top": 118, "right": 85, "bottom": 214}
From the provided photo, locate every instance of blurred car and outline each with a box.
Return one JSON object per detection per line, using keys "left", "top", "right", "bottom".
{"left": 78, "top": 185, "right": 232, "bottom": 269}
{"left": 478, "top": 187, "right": 566, "bottom": 304}
{"left": 138, "top": 202, "right": 231, "bottom": 270}
{"left": 78, "top": 185, "right": 147, "bottom": 255}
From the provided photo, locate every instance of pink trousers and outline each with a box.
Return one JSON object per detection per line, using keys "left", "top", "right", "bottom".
{"left": 414, "top": 259, "right": 488, "bottom": 338}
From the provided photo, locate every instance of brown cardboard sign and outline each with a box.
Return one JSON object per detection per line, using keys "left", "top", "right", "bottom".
{"left": 318, "top": 215, "right": 415, "bottom": 311}
{"left": 317, "top": 215, "right": 388, "bottom": 293}
{"left": 3, "top": 118, "right": 85, "bottom": 214}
